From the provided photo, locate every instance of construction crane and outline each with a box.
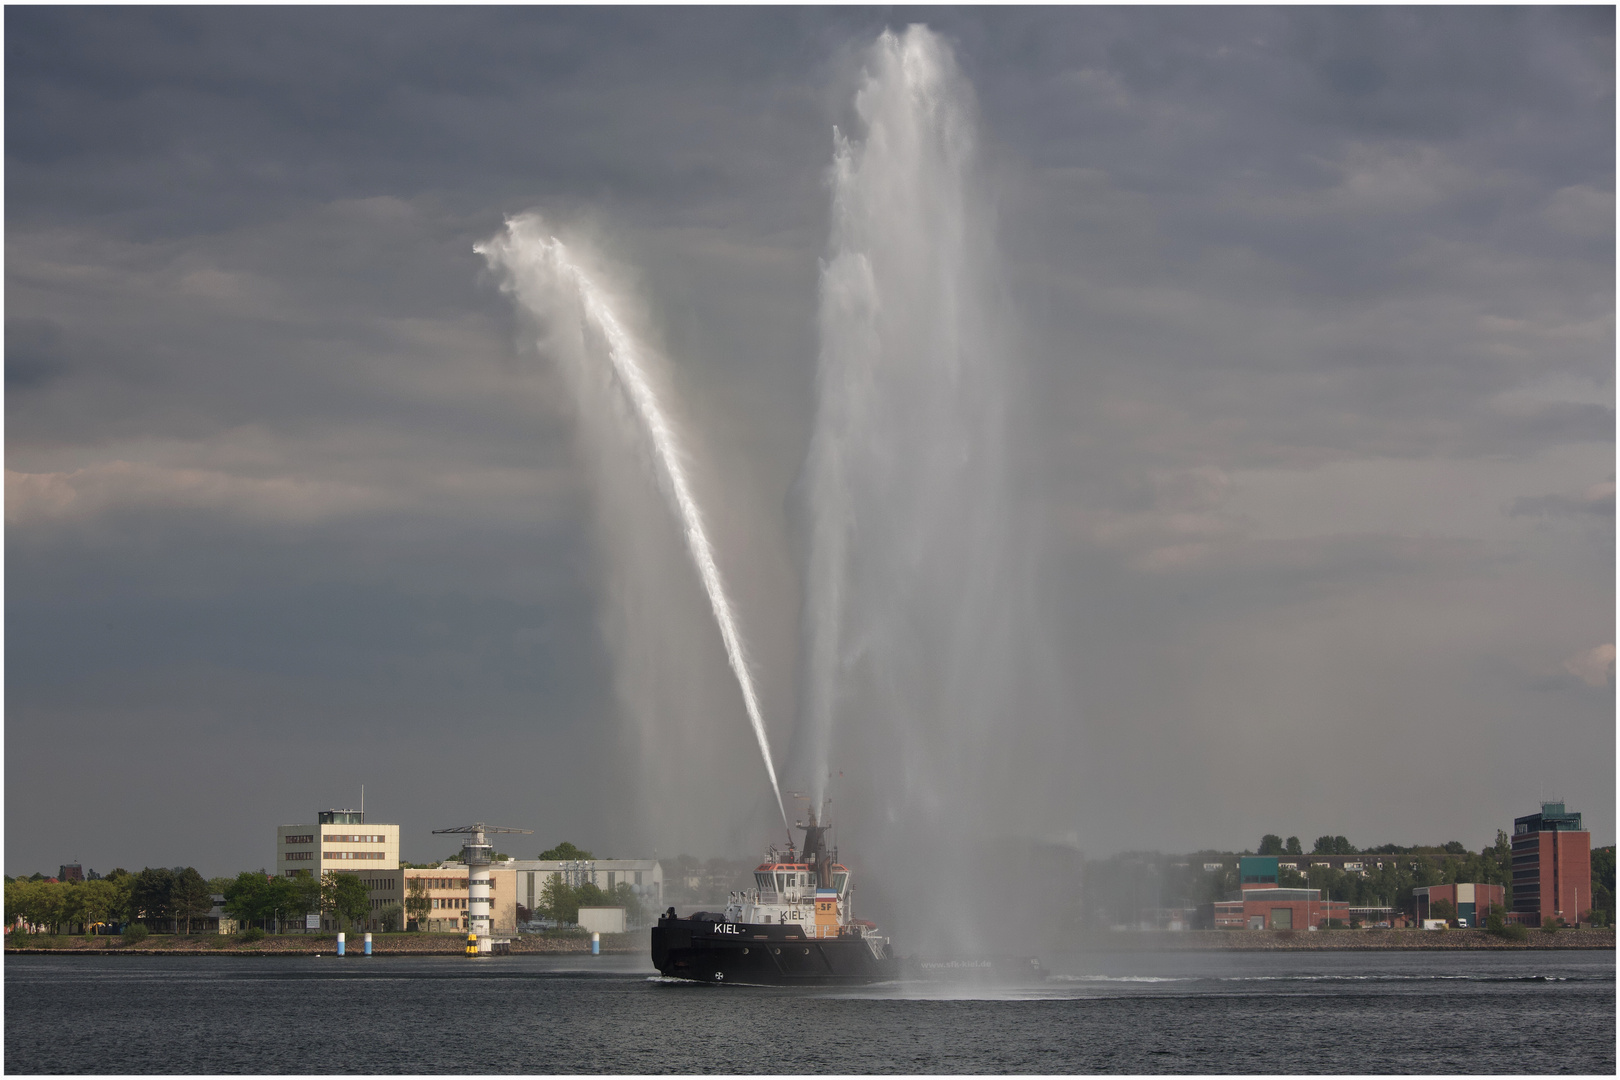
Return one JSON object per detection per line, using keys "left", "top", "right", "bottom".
{"left": 433, "top": 823, "right": 533, "bottom": 953}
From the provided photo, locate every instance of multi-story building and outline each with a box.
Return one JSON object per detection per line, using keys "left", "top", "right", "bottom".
{"left": 276, "top": 808, "right": 402, "bottom": 931}
{"left": 1204, "top": 857, "right": 1351, "bottom": 930}
{"left": 504, "top": 859, "right": 664, "bottom": 922}
{"left": 1511, "top": 801, "right": 1592, "bottom": 927}
{"left": 396, "top": 866, "right": 518, "bottom": 933}
{"left": 276, "top": 808, "right": 400, "bottom": 877}
{"left": 1412, "top": 883, "right": 1504, "bottom": 928}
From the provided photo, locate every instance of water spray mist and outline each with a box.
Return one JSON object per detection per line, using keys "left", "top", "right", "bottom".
{"left": 479, "top": 220, "right": 792, "bottom": 837}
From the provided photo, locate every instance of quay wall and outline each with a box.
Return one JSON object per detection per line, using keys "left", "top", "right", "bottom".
{"left": 4, "top": 931, "right": 648, "bottom": 955}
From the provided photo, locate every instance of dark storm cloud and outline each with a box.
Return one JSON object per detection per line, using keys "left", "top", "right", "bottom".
{"left": 6, "top": 8, "right": 1612, "bottom": 876}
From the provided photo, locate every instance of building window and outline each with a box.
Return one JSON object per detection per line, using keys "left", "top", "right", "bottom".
{"left": 284, "top": 834, "right": 314, "bottom": 845}
{"left": 285, "top": 852, "right": 313, "bottom": 861}
{"left": 324, "top": 834, "right": 388, "bottom": 844}
{"left": 634, "top": 871, "right": 643, "bottom": 886}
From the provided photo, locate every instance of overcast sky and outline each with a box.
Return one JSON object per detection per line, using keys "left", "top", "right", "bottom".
{"left": 6, "top": 7, "right": 1613, "bottom": 879}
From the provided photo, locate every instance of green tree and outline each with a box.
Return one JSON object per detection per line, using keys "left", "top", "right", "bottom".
{"left": 131, "top": 868, "right": 176, "bottom": 930}
{"left": 1312, "top": 836, "right": 1355, "bottom": 855}
{"left": 55, "top": 882, "right": 89, "bottom": 934}
{"left": 1485, "top": 905, "right": 1529, "bottom": 942}
{"left": 537, "top": 841, "right": 594, "bottom": 861}
{"left": 6, "top": 878, "right": 41, "bottom": 931}
{"left": 1586, "top": 883, "right": 1612, "bottom": 926}
{"left": 172, "top": 868, "right": 214, "bottom": 935}
{"left": 611, "top": 881, "right": 645, "bottom": 928}
{"left": 101, "top": 871, "right": 135, "bottom": 927}
{"left": 1429, "top": 899, "right": 1457, "bottom": 926}
{"left": 321, "top": 872, "right": 370, "bottom": 932}
{"left": 405, "top": 877, "right": 430, "bottom": 929}
{"left": 266, "top": 875, "right": 314, "bottom": 932}
{"left": 540, "top": 874, "right": 579, "bottom": 924}
{"left": 375, "top": 903, "right": 404, "bottom": 932}
{"left": 79, "top": 879, "right": 121, "bottom": 933}
{"left": 1258, "top": 835, "right": 1284, "bottom": 856}
{"left": 1591, "top": 846, "right": 1615, "bottom": 925}
{"left": 1285, "top": 837, "right": 1302, "bottom": 857}
{"left": 223, "top": 872, "right": 274, "bottom": 931}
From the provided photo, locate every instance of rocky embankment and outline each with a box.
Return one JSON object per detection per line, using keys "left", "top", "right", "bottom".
{"left": 1071, "top": 927, "right": 1615, "bottom": 951}
{"left": 5, "top": 931, "right": 649, "bottom": 955}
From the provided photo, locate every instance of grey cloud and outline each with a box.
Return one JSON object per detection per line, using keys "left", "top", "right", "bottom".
{"left": 4, "top": 8, "right": 1612, "bottom": 875}
{"left": 1511, "top": 481, "right": 1617, "bottom": 519}
{"left": 5, "top": 317, "right": 68, "bottom": 390}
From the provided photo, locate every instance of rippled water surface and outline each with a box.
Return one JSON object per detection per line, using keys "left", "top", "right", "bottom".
{"left": 6, "top": 949, "right": 1613, "bottom": 1073}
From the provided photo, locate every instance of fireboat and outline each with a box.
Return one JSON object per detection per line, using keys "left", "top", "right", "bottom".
{"left": 651, "top": 810, "right": 900, "bottom": 985}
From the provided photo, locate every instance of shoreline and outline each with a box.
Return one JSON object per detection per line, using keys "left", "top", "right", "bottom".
{"left": 6, "top": 927, "right": 1612, "bottom": 955}
{"left": 4, "top": 931, "right": 649, "bottom": 956}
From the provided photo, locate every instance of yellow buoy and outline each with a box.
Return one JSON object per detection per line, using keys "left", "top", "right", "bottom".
{"left": 466, "top": 932, "right": 478, "bottom": 956}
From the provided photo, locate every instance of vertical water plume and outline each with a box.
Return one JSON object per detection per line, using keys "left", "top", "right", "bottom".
{"left": 479, "top": 218, "right": 791, "bottom": 838}
{"left": 794, "top": 25, "right": 1033, "bottom": 951}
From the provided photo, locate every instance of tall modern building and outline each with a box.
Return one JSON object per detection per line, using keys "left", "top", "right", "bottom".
{"left": 276, "top": 808, "right": 402, "bottom": 931}
{"left": 1511, "top": 801, "right": 1591, "bottom": 927}
{"left": 276, "top": 808, "right": 400, "bottom": 877}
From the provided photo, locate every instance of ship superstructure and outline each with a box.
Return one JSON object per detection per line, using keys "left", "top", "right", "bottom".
{"left": 651, "top": 809, "right": 897, "bottom": 984}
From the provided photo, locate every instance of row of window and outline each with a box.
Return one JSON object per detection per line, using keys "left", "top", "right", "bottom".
{"left": 324, "top": 834, "right": 388, "bottom": 844}
{"left": 327, "top": 852, "right": 388, "bottom": 860}
{"left": 285, "top": 852, "right": 313, "bottom": 861}
{"left": 413, "top": 877, "right": 496, "bottom": 891}
{"left": 284, "top": 835, "right": 315, "bottom": 845}
{"left": 432, "top": 898, "right": 468, "bottom": 910}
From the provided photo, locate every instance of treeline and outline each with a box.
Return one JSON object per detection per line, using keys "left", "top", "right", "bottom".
{"left": 500, "top": 878, "right": 646, "bottom": 928}
{"left": 5, "top": 868, "right": 394, "bottom": 937}
{"left": 5, "top": 867, "right": 215, "bottom": 935}
{"left": 1083, "top": 834, "right": 1617, "bottom": 929}
{"left": 220, "top": 870, "right": 388, "bottom": 933}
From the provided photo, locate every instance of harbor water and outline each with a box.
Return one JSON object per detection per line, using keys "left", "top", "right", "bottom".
{"left": 6, "top": 949, "right": 1613, "bottom": 1073}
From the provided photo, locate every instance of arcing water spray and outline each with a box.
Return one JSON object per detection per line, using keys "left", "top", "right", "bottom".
{"left": 479, "top": 219, "right": 791, "bottom": 837}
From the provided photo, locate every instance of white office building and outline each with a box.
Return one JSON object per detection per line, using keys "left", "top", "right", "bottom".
{"left": 275, "top": 808, "right": 401, "bottom": 931}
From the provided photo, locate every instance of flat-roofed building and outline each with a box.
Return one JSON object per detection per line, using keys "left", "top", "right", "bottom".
{"left": 1512, "top": 801, "right": 1591, "bottom": 927}
{"left": 1413, "top": 883, "right": 1504, "bottom": 928}
{"left": 505, "top": 859, "right": 664, "bottom": 925}
{"left": 276, "top": 808, "right": 400, "bottom": 878}
{"left": 398, "top": 865, "right": 519, "bottom": 933}
{"left": 1210, "top": 887, "right": 1350, "bottom": 930}
{"left": 276, "top": 808, "right": 402, "bottom": 931}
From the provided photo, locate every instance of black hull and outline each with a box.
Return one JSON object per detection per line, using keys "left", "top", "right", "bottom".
{"left": 652, "top": 917, "right": 900, "bottom": 985}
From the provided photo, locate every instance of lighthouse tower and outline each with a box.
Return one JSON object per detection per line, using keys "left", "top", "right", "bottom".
{"left": 432, "top": 822, "right": 532, "bottom": 953}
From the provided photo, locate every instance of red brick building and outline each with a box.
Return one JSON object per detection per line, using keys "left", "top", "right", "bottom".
{"left": 1212, "top": 888, "right": 1350, "bottom": 930}
{"left": 1511, "top": 802, "right": 1591, "bottom": 927}
{"left": 1412, "top": 883, "right": 1503, "bottom": 927}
